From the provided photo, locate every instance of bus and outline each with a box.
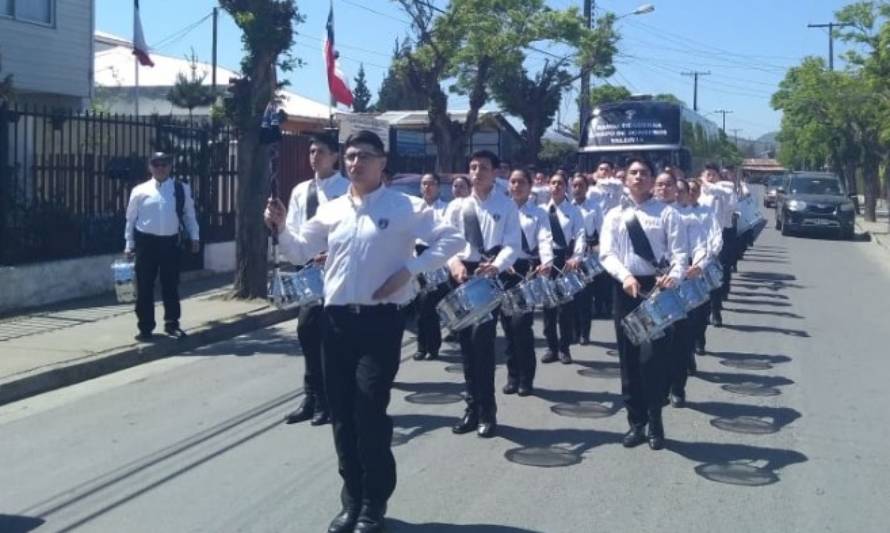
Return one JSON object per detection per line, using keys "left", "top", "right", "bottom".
{"left": 577, "top": 97, "right": 721, "bottom": 173}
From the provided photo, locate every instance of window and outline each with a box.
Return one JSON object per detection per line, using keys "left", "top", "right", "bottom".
{"left": 2, "top": 1, "right": 55, "bottom": 25}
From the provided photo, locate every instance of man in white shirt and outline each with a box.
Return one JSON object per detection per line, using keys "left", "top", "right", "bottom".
{"left": 699, "top": 162, "right": 738, "bottom": 326}
{"left": 265, "top": 131, "right": 463, "bottom": 533}
{"left": 530, "top": 171, "right": 551, "bottom": 206}
{"left": 413, "top": 173, "right": 450, "bottom": 361}
{"left": 570, "top": 174, "right": 604, "bottom": 345}
{"left": 599, "top": 158, "right": 688, "bottom": 451}
{"left": 444, "top": 150, "right": 521, "bottom": 439}
{"left": 543, "top": 172, "right": 586, "bottom": 364}
{"left": 282, "top": 133, "right": 350, "bottom": 427}
{"left": 124, "top": 152, "right": 200, "bottom": 341}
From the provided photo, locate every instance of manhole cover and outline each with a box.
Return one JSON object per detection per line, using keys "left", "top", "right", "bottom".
{"left": 578, "top": 366, "right": 621, "bottom": 379}
{"left": 404, "top": 391, "right": 463, "bottom": 405}
{"left": 694, "top": 463, "right": 778, "bottom": 486}
{"left": 551, "top": 401, "right": 615, "bottom": 419}
{"left": 605, "top": 349, "right": 619, "bottom": 357}
{"left": 504, "top": 446, "right": 581, "bottom": 468}
{"left": 444, "top": 364, "right": 464, "bottom": 374}
{"left": 711, "top": 416, "right": 779, "bottom": 435}
{"left": 722, "top": 383, "right": 781, "bottom": 397}
{"left": 720, "top": 359, "right": 773, "bottom": 371}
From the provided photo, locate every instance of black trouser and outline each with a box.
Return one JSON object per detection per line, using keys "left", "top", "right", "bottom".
{"left": 322, "top": 304, "right": 406, "bottom": 509}
{"left": 543, "top": 250, "right": 575, "bottom": 354}
{"left": 458, "top": 260, "right": 498, "bottom": 414}
{"left": 574, "top": 283, "right": 595, "bottom": 341}
{"left": 669, "top": 317, "right": 694, "bottom": 397}
{"left": 593, "top": 272, "right": 613, "bottom": 316}
{"left": 134, "top": 230, "right": 181, "bottom": 333}
{"left": 690, "top": 301, "right": 710, "bottom": 351}
{"left": 416, "top": 284, "right": 448, "bottom": 356}
{"left": 297, "top": 304, "right": 326, "bottom": 408}
{"left": 613, "top": 277, "right": 670, "bottom": 427}
{"left": 499, "top": 259, "right": 536, "bottom": 387}
{"left": 719, "top": 228, "right": 736, "bottom": 300}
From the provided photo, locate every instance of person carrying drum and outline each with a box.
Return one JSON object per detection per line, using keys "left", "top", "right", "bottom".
{"left": 500, "top": 168, "right": 554, "bottom": 397}
{"left": 444, "top": 149, "right": 521, "bottom": 439}
{"left": 265, "top": 130, "right": 464, "bottom": 533}
{"left": 542, "top": 172, "right": 586, "bottom": 364}
{"left": 413, "top": 172, "right": 450, "bottom": 361}
{"left": 699, "top": 163, "right": 738, "bottom": 327}
{"left": 570, "top": 173, "right": 604, "bottom": 345}
{"left": 124, "top": 151, "right": 200, "bottom": 341}
{"left": 684, "top": 179, "right": 723, "bottom": 357}
{"left": 600, "top": 158, "right": 688, "bottom": 451}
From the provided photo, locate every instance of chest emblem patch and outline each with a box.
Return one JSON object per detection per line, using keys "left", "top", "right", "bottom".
{"left": 377, "top": 218, "right": 390, "bottom": 229}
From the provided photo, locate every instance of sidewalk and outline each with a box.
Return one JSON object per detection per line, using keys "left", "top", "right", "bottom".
{"left": 855, "top": 209, "right": 889, "bottom": 253}
{"left": 0, "top": 273, "right": 299, "bottom": 406}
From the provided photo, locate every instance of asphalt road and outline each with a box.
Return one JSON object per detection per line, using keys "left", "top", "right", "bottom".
{"left": 3, "top": 189, "right": 889, "bottom": 533}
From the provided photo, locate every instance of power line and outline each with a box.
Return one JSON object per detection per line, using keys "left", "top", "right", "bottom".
{"left": 681, "top": 70, "right": 710, "bottom": 111}
{"left": 713, "top": 109, "right": 733, "bottom": 131}
{"left": 806, "top": 22, "right": 854, "bottom": 71}
{"left": 151, "top": 12, "right": 213, "bottom": 51}
{"left": 341, "top": 0, "right": 411, "bottom": 24}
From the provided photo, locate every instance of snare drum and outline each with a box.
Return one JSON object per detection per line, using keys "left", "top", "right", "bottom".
{"left": 578, "top": 256, "right": 605, "bottom": 283}
{"left": 418, "top": 266, "right": 451, "bottom": 294}
{"left": 111, "top": 259, "right": 136, "bottom": 303}
{"left": 676, "top": 276, "right": 711, "bottom": 312}
{"left": 702, "top": 262, "right": 724, "bottom": 291}
{"left": 268, "top": 265, "right": 325, "bottom": 309}
{"left": 620, "top": 289, "right": 687, "bottom": 345}
{"left": 501, "top": 279, "right": 541, "bottom": 316}
{"left": 436, "top": 276, "right": 505, "bottom": 331}
{"left": 527, "top": 276, "right": 561, "bottom": 309}
{"left": 552, "top": 271, "right": 586, "bottom": 304}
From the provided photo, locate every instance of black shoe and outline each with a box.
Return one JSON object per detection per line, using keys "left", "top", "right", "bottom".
{"left": 502, "top": 381, "right": 518, "bottom": 395}
{"left": 477, "top": 407, "right": 497, "bottom": 438}
{"left": 452, "top": 408, "right": 479, "bottom": 435}
{"left": 354, "top": 504, "right": 386, "bottom": 533}
{"left": 647, "top": 411, "right": 665, "bottom": 450}
{"left": 412, "top": 351, "right": 426, "bottom": 361}
{"left": 670, "top": 393, "right": 686, "bottom": 408}
{"left": 164, "top": 325, "right": 187, "bottom": 339}
{"left": 327, "top": 507, "right": 359, "bottom": 533}
{"left": 622, "top": 425, "right": 647, "bottom": 448}
{"left": 311, "top": 407, "right": 331, "bottom": 426}
{"left": 425, "top": 351, "right": 439, "bottom": 361}
{"left": 579, "top": 336, "right": 590, "bottom": 346}
{"left": 284, "top": 398, "right": 315, "bottom": 424}
{"left": 711, "top": 312, "right": 723, "bottom": 328}
{"left": 517, "top": 383, "right": 533, "bottom": 397}
{"left": 541, "top": 351, "right": 558, "bottom": 364}
{"left": 135, "top": 332, "right": 153, "bottom": 342}
{"left": 559, "top": 351, "right": 573, "bottom": 364}
{"left": 695, "top": 344, "right": 706, "bottom": 356}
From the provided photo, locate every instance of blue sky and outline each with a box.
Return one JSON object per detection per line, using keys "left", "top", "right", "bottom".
{"left": 97, "top": 0, "right": 859, "bottom": 140}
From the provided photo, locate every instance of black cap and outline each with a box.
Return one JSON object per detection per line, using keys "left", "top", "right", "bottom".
{"left": 149, "top": 151, "right": 173, "bottom": 163}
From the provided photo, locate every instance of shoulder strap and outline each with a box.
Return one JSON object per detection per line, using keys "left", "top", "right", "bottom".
{"left": 622, "top": 208, "right": 659, "bottom": 268}
{"left": 174, "top": 179, "right": 185, "bottom": 229}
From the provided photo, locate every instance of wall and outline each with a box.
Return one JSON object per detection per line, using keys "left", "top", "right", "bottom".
{"left": 0, "top": 242, "right": 235, "bottom": 314}
{"left": 0, "top": 0, "right": 94, "bottom": 104}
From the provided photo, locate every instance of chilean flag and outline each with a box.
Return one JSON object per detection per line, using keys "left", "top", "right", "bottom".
{"left": 133, "top": 0, "right": 154, "bottom": 67}
{"left": 324, "top": 4, "right": 353, "bottom": 107}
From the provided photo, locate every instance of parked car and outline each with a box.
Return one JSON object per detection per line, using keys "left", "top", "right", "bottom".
{"left": 775, "top": 172, "right": 856, "bottom": 239}
{"left": 763, "top": 174, "right": 786, "bottom": 207}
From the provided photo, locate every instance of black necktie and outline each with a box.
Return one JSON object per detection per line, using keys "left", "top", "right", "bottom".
{"left": 549, "top": 205, "right": 568, "bottom": 249}
{"left": 306, "top": 180, "right": 319, "bottom": 220}
{"left": 462, "top": 201, "right": 486, "bottom": 253}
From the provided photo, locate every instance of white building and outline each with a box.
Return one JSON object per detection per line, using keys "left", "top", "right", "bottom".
{"left": 0, "top": 0, "right": 95, "bottom": 108}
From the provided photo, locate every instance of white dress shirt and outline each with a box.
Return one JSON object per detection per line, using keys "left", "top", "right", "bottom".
{"left": 546, "top": 198, "right": 587, "bottom": 259}
{"left": 125, "top": 177, "right": 199, "bottom": 250}
{"left": 516, "top": 200, "right": 555, "bottom": 266}
{"left": 699, "top": 181, "right": 738, "bottom": 229}
{"left": 417, "top": 198, "right": 450, "bottom": 247}
{"left": 530, "top": 184, "right": 550, "bottom": 206}
{"left": 285, "top": 172, "right": 350, "bottom": 231}
{"left": 599, "top": 197, "right": 689, "bottom": 283}
{"left": 277, "top": 185, "right": 464, "bottom": 306}
{"left": 677, "top": 203, "right": 723, "bottom": 268}
{"left": 590, "top": 177, "right": 624, "bottom": 214}
{"left": 572, "top": 197, "right": 605, "bottom": 243}
{"left": 444, "top": 189, "right": 521, "bottom": 273}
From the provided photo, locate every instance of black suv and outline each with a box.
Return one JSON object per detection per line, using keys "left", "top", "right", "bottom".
{"left": 775, "top": 172, "right": 856, "bottom": 239}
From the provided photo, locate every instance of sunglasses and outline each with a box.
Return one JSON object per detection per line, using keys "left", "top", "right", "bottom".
{"left": 150, "top": 160, "right": 171, "bottom": 167}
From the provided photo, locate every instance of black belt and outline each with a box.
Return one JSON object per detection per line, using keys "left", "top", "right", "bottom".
{"left": 327, "top": 303, "right": 405, "bottom": 315}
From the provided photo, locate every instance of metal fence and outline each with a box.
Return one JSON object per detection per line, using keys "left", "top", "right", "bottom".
{"left": 0, "top": 104, "right": 239, "bottom": 267}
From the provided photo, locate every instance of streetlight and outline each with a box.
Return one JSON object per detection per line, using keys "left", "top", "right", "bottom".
{"left": 617, "top": 4, "right": 655, "bottom": 19}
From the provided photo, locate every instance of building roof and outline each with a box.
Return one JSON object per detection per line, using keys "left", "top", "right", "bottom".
{"left": 742, "top": 158, "right": 786, "bottom": 172}
{"left": 93, "top": 32, "right": 336, "bottom": 121}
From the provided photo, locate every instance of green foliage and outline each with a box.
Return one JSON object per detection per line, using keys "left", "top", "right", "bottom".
{"left": 538, "top": 138, "right": 577, "bottom": 170}
{"left": 166, "top": 49, "right": 217, "bottom": 120}
{"left": 375, "top": 39, "right": 428, "bottom": 111}
{"left": 587, "top": 84, "right": 631, "bottom": 108}
{"left": 352, "top": 64, "right": 372, "bottom": 112}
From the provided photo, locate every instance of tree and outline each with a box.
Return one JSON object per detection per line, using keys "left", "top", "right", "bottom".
{"left": 374, "top": 39, "right": 427, "bottom": 111}
{"left": 538, "top": 138, "right": 576, "bottom": 171}
{"left": 588, "top": 84, "right": 631, "bottom": 108}
{"left": 166, "top": 49, "right": 216, "bottom": 123}
{"left": 219, "top": 0, "right": 303, "bottom": 299}
{"left": 396, "top": 0, "right": 606, "bottom": 172}
{"left": 352, "top": 64, "right": 372, "bottom": 112}
{"left": 0, "top": 48, "right": 13, "bottom": 104}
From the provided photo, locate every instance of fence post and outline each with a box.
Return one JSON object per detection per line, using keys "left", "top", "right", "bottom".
{"left": 0, "top": 102, "right": 9, "bottom": 264}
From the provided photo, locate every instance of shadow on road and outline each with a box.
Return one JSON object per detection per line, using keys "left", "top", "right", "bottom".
{"left": 705, "top": 351, "right": 793, "bottom": 365}
{"left": 667, "top": 440, "right": 808, "bottom": 486}
{"left": 730, "top": 291, "right": 789, "bottom": 300}
{"left": 723, "top": 307, "right": 804, "bottom": 319}
{"left": 388, "top": 519, "right": 540, "bottom": 532}
{"left": 0, "top": 515, "right": 45, "bottom": 533}
{"left": 725, "top": 297, "right": 793, "bottom": 308}
{"left": 722, "top": 323, "right": 810, "bottom": 337}
{"left": 688, "top": 401, "right": 802, "bottom": 435}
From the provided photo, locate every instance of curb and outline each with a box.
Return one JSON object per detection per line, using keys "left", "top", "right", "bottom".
{"left": 0, "top": 304, "right": 300, "bottom": 407}
{"left": 855, "top": 220, "right": 888, "bottom": 251}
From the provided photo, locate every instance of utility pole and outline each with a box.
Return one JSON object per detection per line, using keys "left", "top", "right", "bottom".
{"left": 729, "top": 128, "right": 742, "bottom": 146}
{"left": 714, "top": 109, "right": 733, "bottom": 132}
{"left": 807, "top": 22, "right": 853, "bottom": 71}
{"left": 212, "top": 7, "right": 219, "bottom": 92}
{"left": 578, "top": 0, "right": 594, "bottom": 140}
{"left": 681, "top": 70, "right": 710, "bottom": 112}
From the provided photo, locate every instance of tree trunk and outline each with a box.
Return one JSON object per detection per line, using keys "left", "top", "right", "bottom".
{"left": 843, "top": 159, "right": 860, "bottom": 215}
{"left": 862, "top": 152, "right": 879, "bottom": 222}
{"left": 428, "top": 87, "right": 456, "bottom": 173}
{"left": 232, "top": 127, "right": 269, "bottom": 298}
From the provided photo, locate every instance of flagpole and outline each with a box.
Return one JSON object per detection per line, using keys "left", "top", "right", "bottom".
{"left": 135, "top": 57, "right": 140, "bottom": 116}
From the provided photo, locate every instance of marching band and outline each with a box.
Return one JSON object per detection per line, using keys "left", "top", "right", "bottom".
{"left": 264, "top": 130, "right": 763, "bottom": 532}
